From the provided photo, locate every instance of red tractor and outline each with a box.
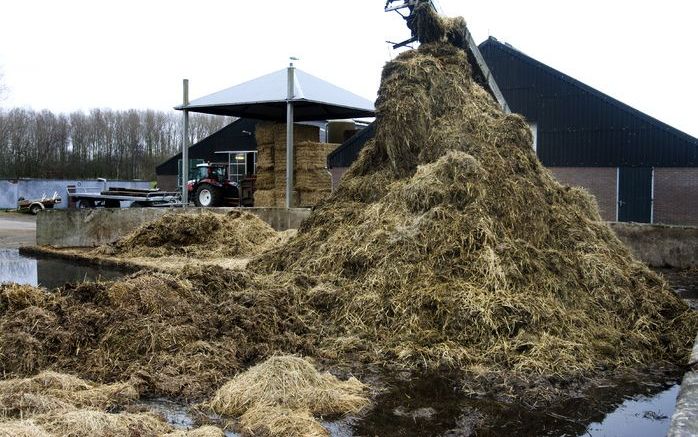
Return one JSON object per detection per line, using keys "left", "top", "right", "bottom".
{"left": 187, "top": 163, "right": 240, "bottom": 207}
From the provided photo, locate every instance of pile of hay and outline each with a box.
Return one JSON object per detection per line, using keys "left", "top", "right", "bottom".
{"left": 253, "top": 122, "right": 336, "bottom": 207}
{"left": 98, "top": 210, "right": 281, "bottom": 258}
{"left": 0, "top": 371, "right": 224, "bottom": 436}
{"left": 208, "top": 355, "right": 368, "bottom": 436}
{"left": 0, "top": 268, "right": 317, "bottom": 400}
{"left": 250, "top": 4, "right": 698, "bottom": 385}
{"left": 0, "top": 371, "right": 137, "bottom": 418}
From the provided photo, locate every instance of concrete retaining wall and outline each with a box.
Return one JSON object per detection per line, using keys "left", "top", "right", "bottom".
{"left": 668, "top": 334, "right": 698, "bottom": 437}
{"left": 609, "top": 222, "right": 698, "bottom": 269}
{"left": 36, "top": 207, "right": 311, "bottom": 247}
{"left": 0, "top": 179, "right": 151, "bottom": 209}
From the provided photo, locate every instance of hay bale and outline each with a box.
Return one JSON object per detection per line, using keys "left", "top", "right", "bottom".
{"left": 272, "top": 124, "right": 320, "bottom": 146}
{"left": 295, "top": 142, "right": 338, "bottom": 171}
{"left": 295, "top": 169, "right": 331, "bottom": 192}
{"left": 254, "top": 190, "right": 276, "bottom": 207}
{"left": 208, "top": 355, "right": 368, "bottom": 417}
{"left": 255, "top": 122, "right": 276, "bottom": 145}
{"left": 255, "top": 170, "right": 275, "bottom": 190}
{"left": 256, "top": 144, "right": 274, "bottom": 170}
{"left": 239, "top": 404, "right": 328, "bottom": 437}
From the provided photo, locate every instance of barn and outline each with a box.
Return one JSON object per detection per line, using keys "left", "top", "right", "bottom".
{"left": 328, "top": 37, "right": 698, "bottom": 226}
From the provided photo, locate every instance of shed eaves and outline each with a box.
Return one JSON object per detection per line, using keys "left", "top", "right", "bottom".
{"left": 176, "top": 69, "right": 375, "bottom": 122}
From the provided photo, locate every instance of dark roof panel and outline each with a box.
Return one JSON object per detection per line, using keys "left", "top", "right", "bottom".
{"left": 478, "top": 37, "right": 698, "bottom": 167}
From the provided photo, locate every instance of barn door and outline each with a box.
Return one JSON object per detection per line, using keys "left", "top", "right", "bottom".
{"left": 618, "top": 167, "right": 653, "bottom": 223}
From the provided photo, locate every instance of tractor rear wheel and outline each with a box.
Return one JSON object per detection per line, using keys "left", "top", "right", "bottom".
{"left": 194, "top": 183, "right": 223, "bottom": 207}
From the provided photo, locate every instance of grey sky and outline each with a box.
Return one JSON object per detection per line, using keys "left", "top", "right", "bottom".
{"left": 1, "top": 0, "right": 696, "bottom": 137}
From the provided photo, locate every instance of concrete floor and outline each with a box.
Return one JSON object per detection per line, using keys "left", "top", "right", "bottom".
{"left": 0, "top": 212, "right": 36, "bottom": 249}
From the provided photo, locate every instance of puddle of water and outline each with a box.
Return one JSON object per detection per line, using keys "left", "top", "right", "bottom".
{"left": 0, "top": 249, "right": 125, "bottom": 288}
{"left": 654, "top": 267, "right": 698, "bottom": 310}
{"left": 138, "top": 373, "right": 681, "bottom": 437}
{"left": 584, "top": 384, "right": 677, "bottom": 437}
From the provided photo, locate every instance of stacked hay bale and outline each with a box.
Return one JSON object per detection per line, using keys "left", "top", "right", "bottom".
{"left": 253, "top": 122, "right": 337, "bottom": 207}
{"left": 295, "top": 141, "right": 337, "bottom": 208}
{"left": 253, "top": 122, "right": 277, "bottom": 207}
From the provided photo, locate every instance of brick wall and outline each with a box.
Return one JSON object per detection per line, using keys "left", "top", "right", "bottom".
{"left": 547, "top": 167, "right": 617, "bottom": 221}
{"left": 328, "top": 164, "right": 698, "bottom": 227}
{"left": 654, "top": 168, "right": 698, "bottom": 226}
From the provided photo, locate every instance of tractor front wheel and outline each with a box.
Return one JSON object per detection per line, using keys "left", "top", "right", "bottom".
{"left": 194, "top": 183, "right": 223, "bottom": 207}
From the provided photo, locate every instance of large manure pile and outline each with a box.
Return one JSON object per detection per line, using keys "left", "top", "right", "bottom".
{"left": 251, "top": 5, "right": 697, "bottom": 381}
{"left": 100, "top": 210, "right": 282, "bottom": 258}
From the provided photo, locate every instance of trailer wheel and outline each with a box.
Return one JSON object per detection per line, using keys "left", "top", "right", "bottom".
{"left": 76, "top": 199, "right": 95, "bottom": 209}
{"left": 105, "top": 199, "right": 120, "bottom": 208}
{"left": 194, "top": 183, "right": 222, "bottom": 207}
{"left": 29, "top": 203, "right": 43, "bottom": 215}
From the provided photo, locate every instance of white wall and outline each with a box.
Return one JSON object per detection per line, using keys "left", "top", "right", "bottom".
{"left": 0, "top": 179, "right": 151, "bottom": 209}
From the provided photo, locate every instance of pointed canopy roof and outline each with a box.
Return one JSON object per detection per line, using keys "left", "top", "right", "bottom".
{"left": 176, "top": 68, "right": 375, "bottom": 121}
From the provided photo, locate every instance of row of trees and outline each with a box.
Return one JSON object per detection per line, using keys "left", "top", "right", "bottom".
{"left": 0, "top": 108, "right": 231, "bottom": 180}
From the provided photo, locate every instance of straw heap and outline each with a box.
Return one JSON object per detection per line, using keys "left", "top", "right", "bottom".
{"left": 208, "top": 355, "right": 368, "bottom": 436}
{"left": 251, "top": 4, "right": 698, "bottom": 383}
{"left": 97, "top": 210, "right": 280, "bottom": 258}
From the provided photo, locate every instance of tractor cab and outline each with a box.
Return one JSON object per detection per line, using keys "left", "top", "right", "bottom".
{"left": 194, "top": 163, "right": 227, "bottom": 184}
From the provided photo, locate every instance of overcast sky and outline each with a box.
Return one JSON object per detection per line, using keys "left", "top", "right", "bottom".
{"left": 1, "top": 0, "right": 696, "bottom": 137}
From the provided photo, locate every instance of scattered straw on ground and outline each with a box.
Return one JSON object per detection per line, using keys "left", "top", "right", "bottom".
{"left": 208, "top": 355, "right": 368, "bottom": 436}
{"left": 0, "top": 371, "right": 137, "bottom": 418}
{"left": 239, "top": 404, "right": 328, "bottom": 437}
{"left": 0, "top": 371, "right": 226, "bottom": 436}
{"left": 164, "top": 425, "right": 226, "bottom": 437}
{"left": 38, "top": 410, "right": 172, "bottom": 437}
{"left": 97, "top": 210, "right": 281, "bottom": 258}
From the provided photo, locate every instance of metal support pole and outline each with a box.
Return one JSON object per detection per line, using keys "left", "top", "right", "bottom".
{"left": 182, "top": 79, "right": 190, "bottom": 207}
{"left": 285, "top": 62, "right": 295, "bottom": 209}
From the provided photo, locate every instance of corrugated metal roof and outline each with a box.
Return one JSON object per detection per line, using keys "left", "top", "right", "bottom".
{"left": 176, "top": 69, "right": 375, "bottom": 122}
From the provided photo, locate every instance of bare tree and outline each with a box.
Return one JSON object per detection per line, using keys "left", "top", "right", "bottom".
{"left": 0, "top": 107, "right": 230, "bottom": 180}
{"left": 0, "top": 67, "right": 8, "bottom": 102}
